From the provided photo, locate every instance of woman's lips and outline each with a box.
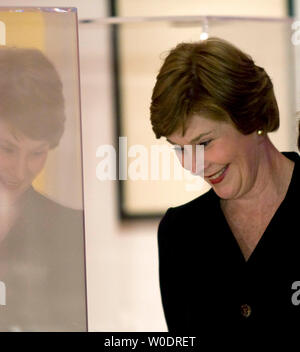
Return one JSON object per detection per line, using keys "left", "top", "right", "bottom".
{"left": 0, "top": 178, "right": 22, "bottom": 190}
{"left": 206, "top": 164, "right": 229, "bottom": 184}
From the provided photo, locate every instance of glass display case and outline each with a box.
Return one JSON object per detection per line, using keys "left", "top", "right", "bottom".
{"left": 0, "top": 7, "right": 87, "bottom": 332}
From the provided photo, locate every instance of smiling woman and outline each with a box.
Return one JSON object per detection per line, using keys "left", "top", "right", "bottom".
{"left": 150, "top": 37, "right": 299, "bottom": 340}
{"left": 0, "top": 46, "right": 86, "bottom": 331}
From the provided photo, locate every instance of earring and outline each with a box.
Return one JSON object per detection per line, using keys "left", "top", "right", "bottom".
{"left": 257, "top": 129, "right": 264, "bottom": 136}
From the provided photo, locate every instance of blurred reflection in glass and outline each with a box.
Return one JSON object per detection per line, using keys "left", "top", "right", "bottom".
{"left": 0, "top": 47, "right": 86, "bottom": 331}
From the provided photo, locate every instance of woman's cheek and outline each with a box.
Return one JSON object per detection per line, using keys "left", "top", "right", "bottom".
{"left": 206, "top": 142, "right": 232, "bottom": 164}
{"left": 28, "top": 153, "right": 48, "bottom": 177}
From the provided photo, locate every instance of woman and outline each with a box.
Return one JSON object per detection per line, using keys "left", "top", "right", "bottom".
{"left": 0, "top": 47, "right": 86, "bottom": 331}
{"left": 150, "top": 37, "right": 299, "bottom": 340}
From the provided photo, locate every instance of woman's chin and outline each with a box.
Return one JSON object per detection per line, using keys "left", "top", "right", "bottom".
{"left": 212, "top": 185, "right": 235, "bottom": 200}
{"left": 0, "top": 184, "right": 27, "bottom": 206}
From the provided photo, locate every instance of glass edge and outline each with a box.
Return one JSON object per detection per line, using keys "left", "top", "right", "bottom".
{"left": 0, "top": 7, "right": 77, "bottom": 13}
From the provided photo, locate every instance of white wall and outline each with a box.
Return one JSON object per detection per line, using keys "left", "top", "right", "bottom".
{"left": 78, "top": 2, "right": 166, "bottom": 331}
{"left": 118, "top": 0, "right": 286, "bottom": 17}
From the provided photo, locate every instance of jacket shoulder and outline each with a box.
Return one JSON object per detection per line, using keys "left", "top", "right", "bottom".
{"left": 22, "top": 187, "right": 83, "bottom": 219}
{"left": 19, "top": 188, "right": 84, "bottom": 245}
{"left": 158, "top": 188, "right": 215, "bottom": 242}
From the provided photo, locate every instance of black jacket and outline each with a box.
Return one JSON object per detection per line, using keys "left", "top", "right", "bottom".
{"left": 158, "top": 152, "right": 299, "bottom": 342}
{"left": 0, "top": 187, "right": 87, "bottom": 331}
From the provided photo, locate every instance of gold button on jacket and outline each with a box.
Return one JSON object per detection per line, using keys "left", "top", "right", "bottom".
{"left": 241, "top": 304, "right": 251, "bottom": 318}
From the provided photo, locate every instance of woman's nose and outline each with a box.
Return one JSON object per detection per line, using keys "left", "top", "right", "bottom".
{"left": 191, "top": 149, "right": 205, "bottom": 176}
{"left": 180, "top": 145, "right": 204, "bottom": 175}
{"left": 203, "top": 156, "right": 211, "bottom": 170}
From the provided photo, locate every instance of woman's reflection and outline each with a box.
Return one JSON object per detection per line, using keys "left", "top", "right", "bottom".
{"left": 0, "top": 46, "right": 86, "bottom": 332}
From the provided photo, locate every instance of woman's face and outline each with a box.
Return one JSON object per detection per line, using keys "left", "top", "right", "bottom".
{"left": 0, "top": 119, "right": 49, "bottom": 204}
{"left": 166, "top": 114, "right": 262, "bottom": 200}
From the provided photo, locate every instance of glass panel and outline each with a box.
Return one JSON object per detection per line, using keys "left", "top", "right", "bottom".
{"left": 0, "top": 7, "right": 86, "bottom": 331}
{"left": 93, "top": 16, "right": 296, "bottom": 218}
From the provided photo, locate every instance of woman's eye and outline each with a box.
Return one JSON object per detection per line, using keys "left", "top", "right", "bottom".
{"left": 197, "top": 140, "right": 212, "bottom": 148}
{"left": 172, "top": 146, "right": 184, "bottom": 152}
{"left": 172, "top": 140, "right": 212, "bottom": 152}
{"left": 0, "top": 145, "right": 14, "bottom": 154}
{"left": 32, "top": 151, "right": 47, "bottom": 157}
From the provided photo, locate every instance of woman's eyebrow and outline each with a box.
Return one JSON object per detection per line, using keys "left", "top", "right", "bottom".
{"left": 166, "top": 130, "right": 213, "bottom": 145}
{"left": 166, "top": 138, "right": 176, "bottom": 145}
{"left": 0, "top": 138, "right": 17, "bottom": 147}
{"left": 189, "top": 130, "right": 213, "bottom": 144}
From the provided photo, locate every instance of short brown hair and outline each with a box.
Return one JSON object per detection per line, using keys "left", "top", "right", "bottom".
{"left": 0, "top": 46, "right": 65, "bottom": 148}
{"left": 150, "top": 37, "right": 279, "bottom": 139}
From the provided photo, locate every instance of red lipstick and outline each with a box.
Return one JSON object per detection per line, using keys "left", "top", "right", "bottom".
{"left": 208, "top": 165, "right": 229, "bottom": 185}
